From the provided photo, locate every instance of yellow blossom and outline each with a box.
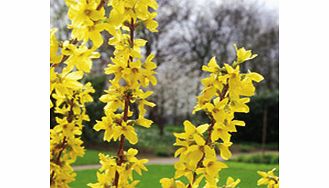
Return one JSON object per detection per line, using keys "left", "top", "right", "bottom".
{"left": 164, "top": 45, "right": 263, "bottom": 187}
{"left": 160, "top": 178, "right": 186, "bottom": 188}
{"left": 257, "top": 168, "right": 279, "bottom": 188}
{"left": 113, "top": 121, "right": 138, "bottom": 144}
{"left": 223, "top": 177, "right": 240, "bottom": 188}
{"left": 234, "top": 44, "right": 258, "bottom": 64}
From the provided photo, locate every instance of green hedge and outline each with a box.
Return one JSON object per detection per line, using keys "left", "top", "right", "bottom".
{"left": 232, "top": 153, "right": 279, "bottom": 164}
{"left": 82, "top": 75, "right": 107, "bottom": 146}
{"left": 233, "top": 91, "right": 279, "bottom": 143}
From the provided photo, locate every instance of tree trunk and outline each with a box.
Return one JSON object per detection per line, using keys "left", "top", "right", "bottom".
{"left": 261, "top": 107, "right": 268, "bottom": 156}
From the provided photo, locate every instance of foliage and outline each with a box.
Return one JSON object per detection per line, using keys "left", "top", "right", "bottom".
{"left": 135, "top": 126, "right": 175, "bottom": 157}
{"left": 232, "top": 153, "right": 279, "bottom": 165}
{"left": 82, "top": 75, "right": 107, "bottom": 144}
{"left": 234, "top": 91, "right": 279, "bottom": 143}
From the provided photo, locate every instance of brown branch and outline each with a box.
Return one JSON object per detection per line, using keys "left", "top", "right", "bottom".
{"left": 96, "top": 0, "right": 107, "bottom": 10}
{"left": 188, "top": 84, "right": 229, "bottom": 188}
{"left": 113, "top": 18, "right": 134, "bottom": 187}
{"left": 113, "top": 94, "right": 130, "bottom": 186}
{"left": 50, "top": 98, "right": 75, "bottom": 185}
{"left": 205, "top": 84, "right": 229, "bottom": 144}
{"left": 50, "top": 137, "right": 67, "bottom": 185}
{"left": 50, "top": 39, "right": 78, "bottom": 68}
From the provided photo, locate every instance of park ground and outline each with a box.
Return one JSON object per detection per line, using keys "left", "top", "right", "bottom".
{"left": 70, "top": 149, "right": 279, "bottom": 188}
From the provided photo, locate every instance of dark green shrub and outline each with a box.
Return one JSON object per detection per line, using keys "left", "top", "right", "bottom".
{"left": 233, "top": 91, "right": 279, "bottom": 143}
{"left": 81, "top": 75, "right": 107, "bottom": 145}
{"left": 233, "top": 153, "right": 279, "bottom": 164}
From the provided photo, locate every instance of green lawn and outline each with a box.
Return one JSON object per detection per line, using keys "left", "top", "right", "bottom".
{"left": 70, "top": 162, "right": 278, "bottom": 188}
{"left": 74, "top": 150, "right": 113, "bottom": 166}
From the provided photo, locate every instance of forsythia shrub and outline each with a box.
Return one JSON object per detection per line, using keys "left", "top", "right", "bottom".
{"left": 50, "top": 29, "right": 97, "bottom": 186}
{"left": 86, "top": 0, "right": 159, "bottom": 188}
{"left": 160, "top": 45, "right": 265, "bottom": 188}
{"left": 50, "top": 0, "right": 108, "bottom": 186}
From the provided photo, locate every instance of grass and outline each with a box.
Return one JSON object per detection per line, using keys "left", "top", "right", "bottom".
{"left": 74, "top": 150, "right": 113, "bottom": 166}
{"left": 75, "top": 149, "right": 279, "bottom": 166}
{"left": 70, "top": 162, "right": 279, "bottom": 188}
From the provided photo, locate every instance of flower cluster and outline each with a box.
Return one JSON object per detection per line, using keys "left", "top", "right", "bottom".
{"left": 50, "top": 28, "right": 97, "bottom": 187}
{"left": 89, "top": 149, "right": 148, "bottom": 188}
{"left": 160, "top": 45, "right": 264, "bottom": 188}
{"left": 66, "top": 0, "right": 108, "bottom": 49}
{"left": 257, "top": 168, "right": 279, "bottom": 188}
{"left": 87, "top": 0, "right": 159, "bottom": 187}
{"left": 50, "top": 0, "right": 106, "bottom": 185}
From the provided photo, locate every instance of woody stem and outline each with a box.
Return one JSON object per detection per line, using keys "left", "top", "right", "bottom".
{"left": 113, "top": 18, "right": 134, "bottom": 187}
{"left": 50, "top": 98, "right": 75, "bottom": 185}
{"left": 113, "top": 94, "right": 130, "bottom": 186}
{"left": 188, "top": 84, "right": 229, "bottom": 187}
{"left": 50, "top": 137, "right": 67, "bottom": 185}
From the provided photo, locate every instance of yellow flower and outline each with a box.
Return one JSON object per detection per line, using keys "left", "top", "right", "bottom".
{"left": 122, "top": 60, "right": 143, "bottom": 85}
{"left": 54, "top": 117, "right": 81, "bottom": 138}
{"left": 144, "top": 12, "right": 158, "bottom": 32}
{"left": 104, "top": 57, "right": 128, "bottom": 83}
{"left": 211, "top": 123, "right": 231, "bottom": 143}
{"left": 50, "top": 28, "right": 62, "bottom": 64}
{"left": 174, "top": 120, "right": 209, "bottom": 143}
{"left": 160, "top": 178, "right": 186, "bottom": 188}
{"left": 225, "top": 120, "right": 245, "bottom": 132}
{"left": 202, "top": 158, "right": 228, "bottom": 177}
{"left": 174, "top": 161, "right": 195, "bottom": 183}
{"left": 196, "top": 158, "right": 227, "bottom": 187}
{"left": 141, "top": 54, "right": 157, "bottom": 87}
{"left": 99, "top": 88, "right": 125, "bottom": 112}
{"left": 187, "top": 143, "right": 216, "bottom": 168}
{"left": 218, "top": 142, "right": 232, "bottom": 160}
{"left": 234, "top": 44, "right": 258, "bottom": 64}
{"left": 202, "top": 57, "right": 220, "bottom": 74}
{"left": 135, "top": 90, "right": 155, "bottom": 126}
{"left": 63, "top": 43, "right": 100, "bottom": 73}
{"left": 204, "top": 97, "right": 229, "bottom": 123}
{"left": 51, "top": 68, "right": 83, "bottom": 97}
{"left": 113, "top": 121, "right": 138, "bottom": 144}
{"left": 257, "top": 168, "right": 279, "bottom": 188}
{"left": 224, "top": 63, "right": 243, "bottom": 100}
{"left": 223, "top": 177, "right": 240, "bottom": 188}
{"left": 94, "top": 113, "right": 116, "bottom": 142}
{"left": 70, "top": 22, "right": 111, "bottom": 48}
{"left": 125, "top": 148, "right": 148, "bottom": 175}
{"left": 68, "top": 0, "right": 105, "bottom": 27}
{"left": 88, "top": 154, "right": 117, "bottom": 188}
{"left": 173, "top": 138, "right": 189, "bottom": 158}
{"left": 229, "top": 98, "right": 250, "bottom": 113}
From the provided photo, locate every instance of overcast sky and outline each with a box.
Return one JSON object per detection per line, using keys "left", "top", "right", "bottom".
{"left": 196, "top": 0, "right": 279, "bottom": 11}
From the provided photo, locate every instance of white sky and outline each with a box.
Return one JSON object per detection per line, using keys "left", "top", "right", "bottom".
{"left": 196, "top": 0, "right": 279, "bottom": 10}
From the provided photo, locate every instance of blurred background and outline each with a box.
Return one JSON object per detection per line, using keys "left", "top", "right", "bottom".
{"left": 51, "top": 0, "right": 278, "bottom": 186}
